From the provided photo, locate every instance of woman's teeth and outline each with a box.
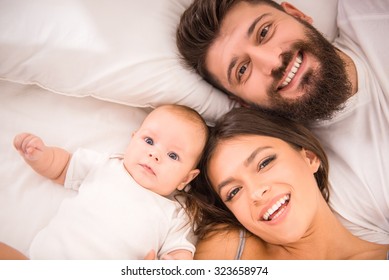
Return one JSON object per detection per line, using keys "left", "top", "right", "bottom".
{"left": 262, "top": 194, "right": 290, "bottom": 221}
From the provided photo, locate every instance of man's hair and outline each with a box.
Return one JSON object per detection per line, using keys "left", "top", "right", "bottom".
{"left": 176, "top": 0, "right": 283, "bottom": 94}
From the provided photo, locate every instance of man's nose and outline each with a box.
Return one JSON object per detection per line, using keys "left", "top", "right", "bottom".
{"left": 249, "top": 45, "right": 283, "bottom": 75}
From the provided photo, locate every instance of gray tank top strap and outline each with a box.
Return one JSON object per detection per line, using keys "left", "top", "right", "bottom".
{"left": 234, "top": 228, "right": 246, "bottom": 260}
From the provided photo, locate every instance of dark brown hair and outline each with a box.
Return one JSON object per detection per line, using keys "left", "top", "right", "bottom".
{"left": 187, "top": 107, "right": 330, "bottom": 238}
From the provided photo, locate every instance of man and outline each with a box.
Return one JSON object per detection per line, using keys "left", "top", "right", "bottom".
{"left": 177, "top": 0, "right": 389, "bottom": 243}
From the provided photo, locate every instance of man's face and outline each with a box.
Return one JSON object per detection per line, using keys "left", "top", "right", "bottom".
{"left": 206, "top": 2, "right": 351, "bottom": 122}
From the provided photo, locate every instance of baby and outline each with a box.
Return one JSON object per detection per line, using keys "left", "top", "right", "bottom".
{"left": 14, "top": 104, "right": 208, "bottom": 260}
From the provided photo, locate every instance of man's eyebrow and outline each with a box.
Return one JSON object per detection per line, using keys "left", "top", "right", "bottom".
{"left": 227, "top": 57, "right": 238, "bottom": 85}
{"left": 247, "top": 13, "right": 269, "bottom": 37}
{"left": 227, "top": 13, "right": 270, "bottom": 84}
{"left": 216, "top": 146, "right": 271, "bottom": 194}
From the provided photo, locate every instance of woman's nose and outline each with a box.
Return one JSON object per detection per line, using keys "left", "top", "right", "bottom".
{"left": 250, "top": 185, "right": 271, "bottom": 202}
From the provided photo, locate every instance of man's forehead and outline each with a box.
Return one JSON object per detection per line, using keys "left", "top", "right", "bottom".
{"left": 224, "top": 1, "right": 277, "bottom": 22}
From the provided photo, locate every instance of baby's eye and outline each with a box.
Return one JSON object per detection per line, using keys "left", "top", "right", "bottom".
{"left": 225, "top": 186, "right": 242, "bottom": 202}
{"left": 168, "top": 152, "right": 179, "bottom": 161}
{"left": 258, "top": 155, "right": 276, "bottom": 171}
{"left": 144, "top": 137, "right": 154, "bottom": 145}
{"left": 258, "top": 25, "right": 270, "bottom": 42}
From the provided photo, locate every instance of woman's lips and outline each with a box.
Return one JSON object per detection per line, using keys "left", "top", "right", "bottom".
{"left": 261, "top": 194, "right": 290, "bottom": 221}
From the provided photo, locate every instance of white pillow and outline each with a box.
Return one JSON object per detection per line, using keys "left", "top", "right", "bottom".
{"left": 0, "top": 0, "right": 337, "bottom": 123}
{"left": 276, "top": 0, "right": 339, "bottom": 41}
{"left": 0, "top": 0, "right": 236, "bottom": 124}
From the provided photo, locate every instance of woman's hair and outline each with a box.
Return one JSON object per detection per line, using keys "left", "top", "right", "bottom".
{"left": 187, "top": 107, "right": 329, "bottom": 238}
{"left": 176, "top": 0, "right": 284, "bottom": 95}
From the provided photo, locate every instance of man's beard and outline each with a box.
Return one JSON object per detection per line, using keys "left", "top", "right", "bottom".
{"left": 253, "top": 20, "right": 352, "bottom": 125}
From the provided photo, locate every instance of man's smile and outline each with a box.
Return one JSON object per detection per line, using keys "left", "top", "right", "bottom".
{"left": 278, "top": 53, "right": 303, "bottom": 90}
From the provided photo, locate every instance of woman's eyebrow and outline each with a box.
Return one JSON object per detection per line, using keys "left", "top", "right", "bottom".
{"left": 217, "top": 177, "right": 234, "bottom": 194}
{"left": 244, "top": 146, "right": 271, "bottom": 167}
{"left": 216, "top": 146, "right": 272, "bottom": 193}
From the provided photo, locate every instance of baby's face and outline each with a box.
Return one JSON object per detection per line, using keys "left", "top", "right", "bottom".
{"left": 123, "top": 108, "right": 205, "bottom": 196}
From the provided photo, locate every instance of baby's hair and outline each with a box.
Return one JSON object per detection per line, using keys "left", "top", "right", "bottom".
{"left": 156, "top": 104, "right": 206, "bottom": 124}
{"left": 155, "top": 104, "right": 209, "bottom": 146}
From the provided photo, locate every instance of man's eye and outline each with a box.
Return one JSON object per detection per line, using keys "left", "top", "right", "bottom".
{"left": 237, "top": 64, "right": 248, "bottom": 80}
{"left": 168, "top": 152, "right": 179, "bottom": 161}
{"left": 144, "top": 137, "right": 153, "bottom": 145}
{"left": 258, "top": 25, "right": 270, "bottom": 42}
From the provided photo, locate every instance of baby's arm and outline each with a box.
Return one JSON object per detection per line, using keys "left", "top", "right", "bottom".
{"left": 162, "top": 249, "right": 193, "bottom": 260}
{"left": 13, "top": 133, "right": 71, "bottom": 185}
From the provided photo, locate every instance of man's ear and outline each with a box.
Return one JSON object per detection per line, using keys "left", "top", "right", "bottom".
{"left": 281, "top": 2, "right": 313, "bottom": 24}
{"left": 177, "top": 169, "right": 200, "bottom": 191}
{"left": 228, "top": 95, "right": 250, "bottom": 108}
{"left": 302, "top": 149, "right": 321, "bottom": 173}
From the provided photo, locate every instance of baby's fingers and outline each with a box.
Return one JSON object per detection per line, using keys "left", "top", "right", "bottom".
{"left": 14, "top": 133, "right": 44, "bottom": 160}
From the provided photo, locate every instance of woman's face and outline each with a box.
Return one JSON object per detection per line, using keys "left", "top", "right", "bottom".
{"left": 208, "top": 135, "right": 321, "bottom": 244}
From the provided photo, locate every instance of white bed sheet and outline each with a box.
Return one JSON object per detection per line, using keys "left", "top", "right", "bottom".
{"left": 0, "top": 0, "right": 340, "bottom": 258}
{"left": 0, "top": 79, "right": 149, "bottom": 257}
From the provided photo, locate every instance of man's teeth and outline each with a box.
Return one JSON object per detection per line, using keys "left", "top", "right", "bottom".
{"left": 262, "top": 194, "right": 290, "bottom": 221}
{"left": 280, "top": 54, "right": 302, "bottom": 89}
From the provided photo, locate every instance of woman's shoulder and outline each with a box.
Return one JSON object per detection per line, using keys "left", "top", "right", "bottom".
{"left": 194, "top": 226, "right": 268, "bottom": 260}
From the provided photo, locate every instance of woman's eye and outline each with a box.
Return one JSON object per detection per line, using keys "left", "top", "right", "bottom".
{"left": 225, "top": 187, "right": 242, "bottom": 202}
{"left": 258, "top": 25, "right": 270, "bottom": 42}
{"left": 258, "top": 155, "right": 276, "bottom": 171}
{"left": 144, "top": 137, "right": 153, "bottom": 145}
{"left": 168, "top": 152, "right": 179, "bottom": 161}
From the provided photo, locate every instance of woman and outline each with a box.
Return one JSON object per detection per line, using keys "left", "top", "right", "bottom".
{"left": 188, "top": 107, "right": 389, "bottom": 259}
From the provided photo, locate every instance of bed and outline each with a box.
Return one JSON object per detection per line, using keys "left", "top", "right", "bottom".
{"left": 0, "top": 0, "right": 338, "bottom": 258}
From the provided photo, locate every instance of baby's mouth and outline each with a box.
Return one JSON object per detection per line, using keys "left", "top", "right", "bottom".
{"left": 140, "top": 164, "right": 155, "bottom": 175}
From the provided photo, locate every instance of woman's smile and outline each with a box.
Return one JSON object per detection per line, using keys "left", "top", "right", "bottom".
{"left": 261, "top": 194, "right": 290, "bottom": 221}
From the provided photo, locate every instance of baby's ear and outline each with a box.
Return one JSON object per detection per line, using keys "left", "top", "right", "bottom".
{"left": 177, "top": 169, "right": 200, "bottom": 191}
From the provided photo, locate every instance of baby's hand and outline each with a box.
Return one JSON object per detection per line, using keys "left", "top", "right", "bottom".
{"left": 143, "top": 250, "right": 156, "bottom": 260}
{"left": 13, "top": 133, "right": 46, "bottom": 162}
{"left": 160, "top": 254, "right": 175, "bottom": 260}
